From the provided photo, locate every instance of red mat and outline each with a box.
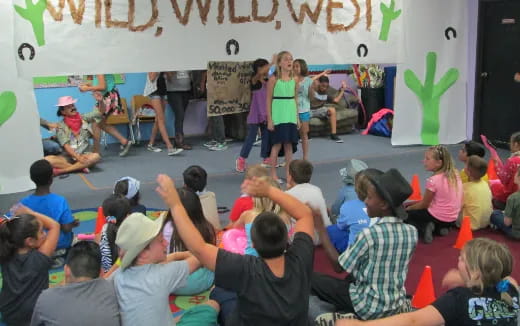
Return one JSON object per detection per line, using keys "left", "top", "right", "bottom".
{"left": 313, "top": 228, "right": 520, "bottom": 296}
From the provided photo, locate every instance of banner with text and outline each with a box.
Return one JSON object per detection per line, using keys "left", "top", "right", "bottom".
{"left": 207, "top": 61, "right": 252, "bottom": 117}
{"left": 12, "top": 0, "right": 403, "bottom": 77}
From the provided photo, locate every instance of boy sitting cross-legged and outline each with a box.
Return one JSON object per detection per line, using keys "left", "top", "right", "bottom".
{"left": 310, "top": 168, "right": 418, "bottom": 324}
{"left": 156, "top": 174, "right": 315, "bottom": 325}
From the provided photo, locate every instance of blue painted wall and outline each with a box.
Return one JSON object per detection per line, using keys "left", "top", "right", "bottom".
{"left": 35, "top": 73, "right": 176, "bottom": 143}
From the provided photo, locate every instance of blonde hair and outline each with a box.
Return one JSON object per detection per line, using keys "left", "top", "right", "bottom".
{"left": 245, "top": 164, "right": 269, "bottom": 180}
{"left": 463, "top": 238, "right": 514, "bottom": 305}
{"left": 275, "top": 51, "right": 293, "bottom": 79}
{"left": 253, "top": 178, "right": 283, "bottom": 215}
{"left": 428, "top": 145, "right": 459, "bottom": 189}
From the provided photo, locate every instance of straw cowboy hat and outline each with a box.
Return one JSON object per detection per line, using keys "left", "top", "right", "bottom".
{"left": 115, "top": 212, "right": 166, "bottom": 270}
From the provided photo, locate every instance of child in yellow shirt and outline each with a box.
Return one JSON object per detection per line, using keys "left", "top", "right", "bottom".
{"left": 458, "top": 141, "right": 488, "bottom": 183}
{"left": 462, "top": 156, "right": 493, "bottom": 230}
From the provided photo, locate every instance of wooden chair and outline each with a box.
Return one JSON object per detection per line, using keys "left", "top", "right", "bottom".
{"left": 102, "top": 98, "right": 135, "bottom": 147}
{"left": 130, "top": 95, "right": 155, "bottom": 144}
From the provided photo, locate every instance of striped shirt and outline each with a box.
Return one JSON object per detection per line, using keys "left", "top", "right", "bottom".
{"left": 338, "top": 217, "right": 418, "bottom": 320}
{"left": 99, "top": 224, "right": 113, "bottom": 273}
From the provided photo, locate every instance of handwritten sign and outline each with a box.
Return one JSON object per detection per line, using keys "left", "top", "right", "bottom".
{"left": 12, "top": 0, "right": 403, "bottom": 77}
{"left": 207, "top": 61, "right": 252, "bottom": 117}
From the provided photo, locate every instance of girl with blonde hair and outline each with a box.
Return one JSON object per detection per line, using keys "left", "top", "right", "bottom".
{"left": 406, "top": 145, "right": 463, "bottom": 243}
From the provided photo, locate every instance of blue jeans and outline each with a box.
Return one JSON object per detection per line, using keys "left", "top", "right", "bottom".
{"left": 210, "top": 287, "right": 236, "bottom": 325}
{"left": 490, "top": 210, "right": 514, "bottom": 237}
{"left": 42, "top": 139, "right": 62, "bottom": 155}
{"left": 239, "top": 123, "right": 269, "bottom": 159}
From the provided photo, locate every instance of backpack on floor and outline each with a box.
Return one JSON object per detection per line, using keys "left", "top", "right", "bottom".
{"left": 362, "top": 108, "right": 393, "bottom": 137}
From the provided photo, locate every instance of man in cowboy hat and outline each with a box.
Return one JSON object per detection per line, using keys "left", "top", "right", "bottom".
{"left": 310, "top": 168, "right": 418, "bottom": 324}
{"left": 113, "top": 212, "right": 219, "bottom": 326}
{"left": 44, "top": 96, "right": 102, "bottom": 175}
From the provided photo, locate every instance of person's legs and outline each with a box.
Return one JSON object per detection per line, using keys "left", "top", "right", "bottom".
{"left": 259, "top": 123, "right": 270, "bottom": 159}
{"left": 239, "top": 124, "right": 259, "bottom": 159}
{"left": 210, "top": 287, "right": 236, "bottom": 325}
{"left": 308, "top": 295, "right": 337, "bottom": 323}
{"left": 150, "top": 97, "right": 174, "bottom": 149}
{"left": 91, "top": 121, "right": 102, "bottom": 154}
{"left": 490, "top": 210, "right": 514, "bottom": 237}
{"left": 406, "top": 209, "right": 436, "bottom": 243}
{"left": 42, "top": 139, "right": 62, "bottom": 156}
{"left": 328, "top": 107, "right": 337, "bottom": 134}
{"left": 299, "top": 120, "right": 310, "bottom": 161}
{"left": 98, "top": 119, "right": 129, "bottom": 145}
{"left": 45, "top": 153, "right": 100, "bottom": 174}
{"left": 283, "top": 142, "right": 293, "bottom": 180}
{"left": 270, "top": 143, "right": 282, "bottom": 180}
{"left": 168, "top": 91, "right": 191, "bottom": 149}
{"left": 209, "top": 116, "right": 227, "bottom": 151}
{"left": 310, "top": 272, "right": 355, "bottom": 313}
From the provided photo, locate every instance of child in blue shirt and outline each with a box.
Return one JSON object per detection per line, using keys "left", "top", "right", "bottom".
{"left": 331, "top": 159, "right": 369, "bottom": 219}
{"left": 20, "top": 160, "right": 78, "bottom": 268}
{"left": 327, "top": 168, "right": 383, "bottom": 253}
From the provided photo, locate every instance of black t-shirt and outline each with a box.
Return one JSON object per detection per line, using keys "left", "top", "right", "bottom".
{"left": 432, "top": 286, "right": 519, "bottom": 326}
{"left": 0, "top": 250, "right": 52, "bottom": 325}
{"left": 215, "top": 232, "right": 314, "bottom": 326}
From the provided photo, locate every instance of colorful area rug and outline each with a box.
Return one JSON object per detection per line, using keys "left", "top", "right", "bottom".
{"left": 0, "top": 208, "right": 212, "bottom": 325}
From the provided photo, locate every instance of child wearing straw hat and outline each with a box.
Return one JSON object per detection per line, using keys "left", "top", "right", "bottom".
{"left": 114, "top": 212, "right": 219, "bottom": 326}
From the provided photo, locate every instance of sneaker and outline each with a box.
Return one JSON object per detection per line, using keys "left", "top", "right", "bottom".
{"left": 330, "top": 134, "right": 344, "bottom": 143}
{"left": 235, "top": 157, "right": 246, "bottom": 173}
{"left": 209, "top": 143, "right": 228, "bottom": 151}
{"left": 167, "top": 147, "right": 183, "bottom": 156}
{"left": 424, "top": 222, "right": 435, "bottom": 244}
{"left": 314, "top": 312, "right": 357, "bottom": 325}
{"left": 204, "top": 140, "right": 218, "bottom": 148}
{"left": 261, "top": 158, "right": 272, "bottom": 167}
{"left": 147, "top": 144, "right": 162, "bottom": 152}
{"left": 119, "top": 141, "right": 132, "bottom": 157}
{"left": 277, "top": 161, "right": 286, "bottom": 168}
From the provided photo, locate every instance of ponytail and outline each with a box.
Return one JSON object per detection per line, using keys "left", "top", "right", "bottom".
{"left": 0, "top": 215, "right": 39, "bottom": 264}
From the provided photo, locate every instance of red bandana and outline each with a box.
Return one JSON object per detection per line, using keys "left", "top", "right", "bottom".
{"left": 63, "top": 112, "right": 82, "bottom": 135}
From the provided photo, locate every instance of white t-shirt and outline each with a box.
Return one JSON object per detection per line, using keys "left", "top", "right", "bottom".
{"left": 114, "top": 262, "right": 189, "bottom": 326}
{"left": 286, "top": 183, "right": 331, "bottom": 244}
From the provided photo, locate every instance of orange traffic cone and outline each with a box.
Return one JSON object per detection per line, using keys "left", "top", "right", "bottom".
{"left": 94, "top": 206, "right": 105, "bottom": 234}
{"left": 487, "top": 159, "right": 498, "bottom": 181}
{"left": 411, "top": 266, "right": 436, "bottom": 309}
{"left": 454, "top": 216, "right": 473, "bottom": 250}
{"left": 408, "top": 174, "right": 422, "bottom": 201}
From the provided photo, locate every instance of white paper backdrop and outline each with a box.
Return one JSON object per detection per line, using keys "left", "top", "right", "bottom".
{"left": 13, "top": 0, "right": 404, "bottom": 76}
{"left": 0, "top": 1, "right": 43, "bottom": 195}
{"left": 392, "top": 0, "right": 467, "bottom": 145}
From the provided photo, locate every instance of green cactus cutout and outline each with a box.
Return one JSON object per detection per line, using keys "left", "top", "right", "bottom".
{"left": 379, "top": 0, "right": 401, "bottom": 41}
{"left": 404, "top": 52, "right": 459, "bottom": 145}
{"left": 0, "top": 91, "right": 17, "bottom": 127}
{"left": 14, "top": 0, "right": 47, "bottom": 46}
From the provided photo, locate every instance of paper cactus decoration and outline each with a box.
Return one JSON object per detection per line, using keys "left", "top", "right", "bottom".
{"left": 14, "top": 0, "right": 47, "bottom": 46}
{"left": 404, "top": 52, "right": 459, "bottom": 145}
{"left": 379, "top": 0, "right": 402, "bottom": 41}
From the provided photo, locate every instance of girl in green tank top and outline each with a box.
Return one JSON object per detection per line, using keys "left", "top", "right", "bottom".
{"left": 266, "top": 51, "right": 300, "bottom": 182}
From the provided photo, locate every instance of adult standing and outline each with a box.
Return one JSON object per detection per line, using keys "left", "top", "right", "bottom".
{"left": 166, "top": 71, "right": 193, "bottom": 150}
{"left": 143, "top": 72, "right": 183, "bottom": 156}
{"left": 79, "top": 74, "right": 132, "bottom": 156}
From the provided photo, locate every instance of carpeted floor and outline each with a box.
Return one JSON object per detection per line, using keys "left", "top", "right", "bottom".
{"left": 1, "top": 133, "right": 519, "bottom": 323}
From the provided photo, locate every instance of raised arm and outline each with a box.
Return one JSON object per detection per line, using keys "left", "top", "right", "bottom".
{"left": 242, "top": 177, "right": 314, "bottom": 239}
{"left": 332, "top": 81, "right": 347, "bottom": 104}
{"left": 156, "top": 174, "right": 219, "bottom": 271}
{"left": 311, "top": 69, "right": 331, "bottom": 81}
{"left": 13, "top": 204, "right": 59, "bottom": 257}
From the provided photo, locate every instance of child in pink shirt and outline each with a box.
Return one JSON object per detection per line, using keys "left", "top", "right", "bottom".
{"left": 407, "top": 145, "right": 463, "bottom": 243}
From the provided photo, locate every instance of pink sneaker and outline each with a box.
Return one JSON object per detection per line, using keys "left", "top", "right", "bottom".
{"left": 261, "top": 158, "right": 271, "bottom": 168}
{"left": 235, "top": 157, "right": 246, "bottom": 173}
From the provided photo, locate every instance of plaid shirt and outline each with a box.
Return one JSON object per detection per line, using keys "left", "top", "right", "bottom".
{"left": 338, "top": 216, "right": 418, "bottom": 320}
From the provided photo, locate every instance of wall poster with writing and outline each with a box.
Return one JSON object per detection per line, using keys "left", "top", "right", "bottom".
{"left": 207, "top": 61, "right": 253, "bottom": 117}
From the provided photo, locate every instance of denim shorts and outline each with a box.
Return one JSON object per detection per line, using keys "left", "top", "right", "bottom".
{"left": 299, "top": 111, "right": 311, "bottom": 122}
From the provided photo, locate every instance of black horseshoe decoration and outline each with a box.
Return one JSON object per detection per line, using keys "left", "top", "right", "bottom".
{"left": 18, "top": 43, "right": 35, "bottom": 60}
{"left": 226, "top": 39, "right": 239, "bottom": 55}
{"left": 357, "top": 44, "right": 368, "bottom": 58}
{"left": 445, "top": 27, "right": 457, "bottom": 40}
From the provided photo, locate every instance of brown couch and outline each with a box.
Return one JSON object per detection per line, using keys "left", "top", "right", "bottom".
{"left": 309, "top": 93, "right": 359, "bottom": 137}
